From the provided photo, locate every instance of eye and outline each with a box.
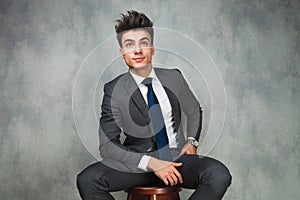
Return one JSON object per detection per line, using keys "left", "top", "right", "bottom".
{"left": 140, "top": 41, "right": 149, "bottom": 47}
{"left": 125, "top": 42, "right": 134, "bottom": 48}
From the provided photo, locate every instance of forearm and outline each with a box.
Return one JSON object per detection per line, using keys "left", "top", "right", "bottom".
{"left": 186, "top": 105, "right": 202, "bottom": 140}
{"left": 99, "top": 123, "right": 143, "bottom": 168}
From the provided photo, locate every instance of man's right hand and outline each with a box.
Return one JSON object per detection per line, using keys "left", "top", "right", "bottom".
{"left": 147, "top": 157, "right": 183, "bottom": 186}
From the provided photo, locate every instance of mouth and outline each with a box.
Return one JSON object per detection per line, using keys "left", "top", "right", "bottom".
{"left": 133, "top": 57, "right": 145, "bottom": 62}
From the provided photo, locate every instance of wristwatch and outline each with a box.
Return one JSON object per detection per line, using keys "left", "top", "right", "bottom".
{"left": 187, "top": 137, "right": 199, "bottom": 148}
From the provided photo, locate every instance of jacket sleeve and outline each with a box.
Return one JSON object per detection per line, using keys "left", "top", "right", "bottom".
{"left": 176, "top": 69, "right": 203, "bottom": 141}
{"left": 98, "top": 82, "right": 143, "bottom": 171}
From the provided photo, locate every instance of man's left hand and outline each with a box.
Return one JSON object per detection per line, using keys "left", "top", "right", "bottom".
{"left": 179, "top": 144, "right": 197, "bottom": 156}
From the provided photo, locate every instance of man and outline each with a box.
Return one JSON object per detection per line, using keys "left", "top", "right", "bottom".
{"left": 77, "top": 10, "right": 231, "bottom": 200}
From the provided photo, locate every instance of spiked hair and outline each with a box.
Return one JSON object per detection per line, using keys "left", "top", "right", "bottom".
{"left": 115, "top": 10, "right": 154, "bottom": 47}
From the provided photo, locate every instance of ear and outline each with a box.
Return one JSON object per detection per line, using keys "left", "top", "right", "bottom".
{"left": 151, "top": 46, "right": 155, "bottom": 56}
{"left": 120, "top": 48, "right": 124, "bottom": 59}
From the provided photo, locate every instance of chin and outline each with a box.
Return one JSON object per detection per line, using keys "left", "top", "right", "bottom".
{"left": 134, "top": 65, "right": 146, "bottom": 68}
{"left": 131, "top": 64, "right": 150, "bottom": 69}
{"left": 137, "top": 63, "right": 151, "bottom": 69}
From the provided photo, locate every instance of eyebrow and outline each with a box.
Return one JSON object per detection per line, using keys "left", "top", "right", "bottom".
{"left": 123, "top": 37, "right": 150, "bottom": 44}
{"left": 123, "top": 39, "right": 134, "bottom": 43}
{"left": 140, "top": 37, "right": 150, "bottom": 42}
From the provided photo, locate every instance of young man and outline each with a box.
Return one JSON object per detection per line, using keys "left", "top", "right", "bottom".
{"left": 77, "top": 10, "right": 231, "bottom": 200}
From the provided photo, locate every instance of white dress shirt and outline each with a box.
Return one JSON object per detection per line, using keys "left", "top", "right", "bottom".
{"left": 130, "top": 68, "right": 178, "bottom": 171}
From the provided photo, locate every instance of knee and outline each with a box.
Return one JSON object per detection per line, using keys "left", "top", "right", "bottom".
{"left": 201, "top": 159, "right": 232, "bottom": 187}
{"left": 215, "top": 164, "right": 232, "bottom": 186}
{"left": 209, "top": 162, "right": 232, "bottom": 187}
{"left": 77, "top": 170, "right": 90, "bottom": 191}
{"left": 77, "top": 166, "right": 109, "bottom": 193}
{"left": 77, "top": 169, "right": 101, "bottom": 198}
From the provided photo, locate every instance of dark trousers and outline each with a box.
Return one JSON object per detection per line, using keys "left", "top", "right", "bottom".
{"left": 77, "top": 155, "right": 232, "bottom": 200}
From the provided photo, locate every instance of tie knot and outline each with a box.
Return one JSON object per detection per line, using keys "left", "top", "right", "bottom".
{"left": 142, "top": 77, "right": 153, "bottom": 86}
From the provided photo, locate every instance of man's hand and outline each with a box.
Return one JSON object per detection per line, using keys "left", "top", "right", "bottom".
{"left": 179, "top": 143, "right": 197, "bottom": 156}
{"left": 147, "top": 157, "right": 183, "bottom": 186}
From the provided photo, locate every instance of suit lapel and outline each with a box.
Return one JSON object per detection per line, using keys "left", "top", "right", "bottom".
{"left": 124, "top": 72, "right": 149, "bottom": 122}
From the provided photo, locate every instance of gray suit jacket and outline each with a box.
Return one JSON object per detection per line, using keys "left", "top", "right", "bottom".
{"left": 99, "top": 68, "right": 202, "bottom": 173}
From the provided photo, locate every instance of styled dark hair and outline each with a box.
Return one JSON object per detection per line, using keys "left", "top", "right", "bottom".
{"left": 115, "top": 10, "right": 154, "bottom": 47}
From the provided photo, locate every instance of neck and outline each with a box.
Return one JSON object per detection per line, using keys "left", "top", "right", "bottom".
{"left": 130, "top": 64, "right": 153, "bottom": 77}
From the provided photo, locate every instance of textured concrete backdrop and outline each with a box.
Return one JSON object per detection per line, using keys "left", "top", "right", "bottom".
{"left": 0, "top": 0, "right": 299, "bottom": 199}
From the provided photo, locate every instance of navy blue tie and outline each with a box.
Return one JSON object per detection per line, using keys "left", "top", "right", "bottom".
{"left": 143, "top": 78, "right": 171, "bottom": 161}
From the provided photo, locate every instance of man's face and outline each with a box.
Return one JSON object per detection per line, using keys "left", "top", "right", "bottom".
{"left": 120, "top": 29, "right": 154, "bottom": 69}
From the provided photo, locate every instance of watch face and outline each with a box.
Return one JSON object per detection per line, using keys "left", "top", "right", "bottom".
{"left": 188, "top": 139, "right": 198, "bottom": 147}
{"left": 192, "top": 141, "right": 198, "bottom": 147}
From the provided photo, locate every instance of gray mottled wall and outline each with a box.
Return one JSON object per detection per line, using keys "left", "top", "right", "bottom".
{"left": 0, "top": 0, "right": 299, "bottom": 199}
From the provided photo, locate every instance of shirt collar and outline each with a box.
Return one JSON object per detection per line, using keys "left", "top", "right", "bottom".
{"left": 130, "top": 68, "right": 158, "bottom": 86}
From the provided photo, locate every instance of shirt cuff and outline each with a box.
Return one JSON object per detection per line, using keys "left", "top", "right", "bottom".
{"left": 137, "top": 155, "right": 151, "bottom": 171}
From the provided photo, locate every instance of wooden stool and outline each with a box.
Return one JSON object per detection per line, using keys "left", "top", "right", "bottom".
{"left": 126, "top": 186, "right": 181, "bottom": 200}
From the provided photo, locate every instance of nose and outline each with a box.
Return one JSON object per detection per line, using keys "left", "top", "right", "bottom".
{"left": 135, "top": 44, "right": 142, "bottom": 54}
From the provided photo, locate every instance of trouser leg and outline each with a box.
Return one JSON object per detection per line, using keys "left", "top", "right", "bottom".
{"left": 77, "top": 156, "right": 231, "bottom": 200}
{"left": 76, "top": 161, "right": 161, "bottom": 200}
{"left": 176, "top": 155, "right": 232, "bottom": 200}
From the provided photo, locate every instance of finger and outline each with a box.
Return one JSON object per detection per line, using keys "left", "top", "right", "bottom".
{"left": 172, "top": 162, "right": 182, "bottom": 167}
{"left": 191, "top": 145, "right": 197, "bottom": 153}
{"left": 179, "top": 149, "right": 185, "bottom": 156}
{"left": 170, "top": 173, "right": 178, "bottom": 185}
{"left": 162, "top": 177, "right": 169, "bottom": 186}
{"left": 186, "top": 149, "right": 191, "bottom": 154}
{"left": 187, "top": 146, "right": 196, "bottom": 154}
{"left": 173, "top": 169, "right": 183, "bottom": 184}
{"left": 167, "top": 176, "right": 175, "bottom": 186}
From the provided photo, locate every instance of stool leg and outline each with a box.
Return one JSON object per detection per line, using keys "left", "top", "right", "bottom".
{"left": 127, "top": 193, "right": 132, "bottom": 200}
{"left": 150, "top": 194, "right": 157, "bottom": 200}
{"left": 176, "top": 192, "right": 180, "bottom": 200}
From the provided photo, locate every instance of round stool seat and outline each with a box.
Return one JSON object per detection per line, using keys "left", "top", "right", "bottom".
{"left": 126, "top": 186, "right": 181, "bottom": 200}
